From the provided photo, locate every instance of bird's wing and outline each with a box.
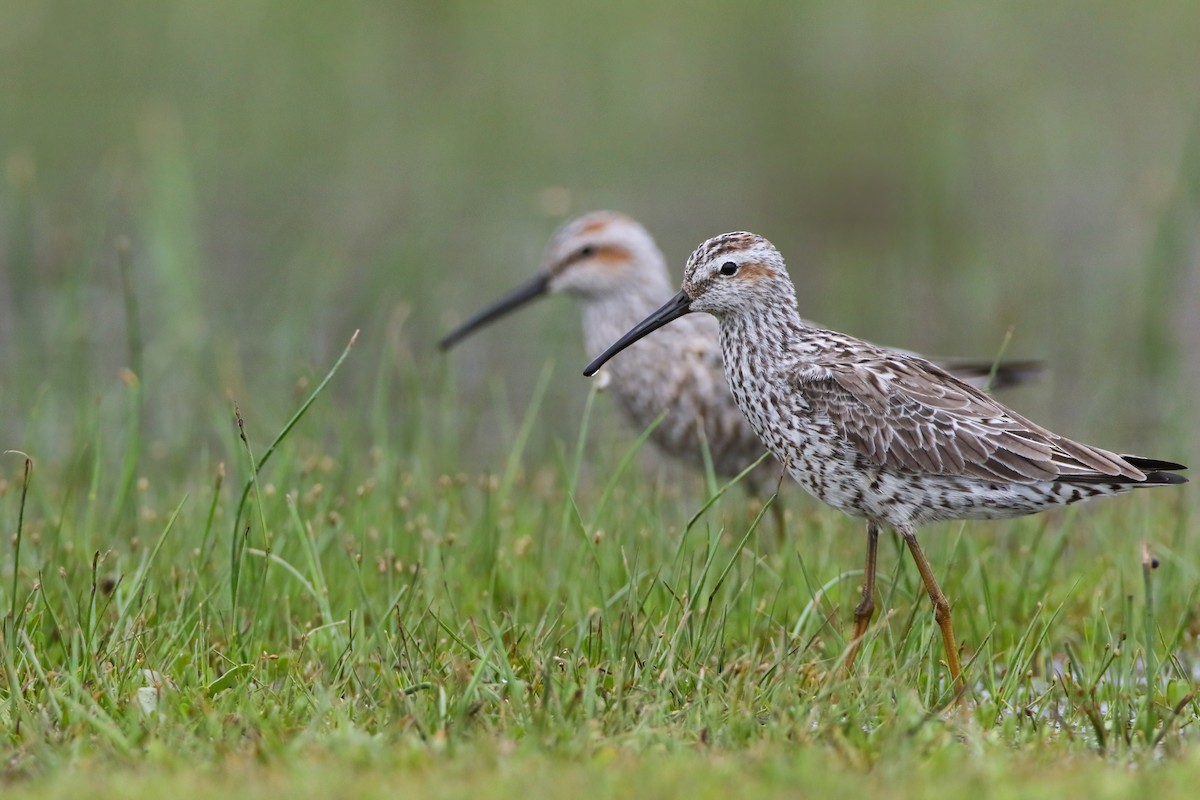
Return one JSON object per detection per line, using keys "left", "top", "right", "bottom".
{"left": 792, "top": 353, "right": 1139, "bottom": 482}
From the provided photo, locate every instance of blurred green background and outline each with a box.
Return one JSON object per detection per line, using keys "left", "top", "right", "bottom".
{"left": 2, "top": 0, "right": 1198, "bottom": 472}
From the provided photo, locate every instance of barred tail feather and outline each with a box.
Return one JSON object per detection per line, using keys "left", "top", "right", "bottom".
{"left": 1064, "top": 455, "right": 1187, "bottom": 486}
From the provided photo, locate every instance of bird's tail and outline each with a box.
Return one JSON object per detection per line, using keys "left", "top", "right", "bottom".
{"left": 1123, "top": 456, "right": 1188, "bottom": 485}
{"left": 935, "top": 359, "right": 1044, "bottom": 392}
{"left": 1064, "top": 456, "right": 1187, "bottom": 486}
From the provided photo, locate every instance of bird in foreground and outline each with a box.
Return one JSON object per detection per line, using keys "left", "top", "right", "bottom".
{"left": 440, "top": 211, "right": 1040, "bottom": 495}
{"left": 583, "top": 231, "right": 1187, "bottom": 688}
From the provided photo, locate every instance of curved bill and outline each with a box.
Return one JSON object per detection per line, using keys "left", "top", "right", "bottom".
{"left": 438, "top": 273, "right": 551, "bottom": 351}
{"left": 583, "top": 290, "right": 692, "bottom": 376}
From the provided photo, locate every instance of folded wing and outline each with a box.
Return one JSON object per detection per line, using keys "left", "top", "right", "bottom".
{"left": 794, "top": 353, "right": 1144, "bottom": 483}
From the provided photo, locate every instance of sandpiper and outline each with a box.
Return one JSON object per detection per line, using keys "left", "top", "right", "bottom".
{"left": 584, "top": 231, "right": 1187, "bottom": 687}
{"left": 441, "top": 212, "right": 1039, "bottom": 494}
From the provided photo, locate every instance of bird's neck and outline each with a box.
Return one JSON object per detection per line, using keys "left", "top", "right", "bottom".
{"left": 579, "top": 276, "right": 676, "bottom": 359}
{"left": 718, "top": 298, "right": 813, "bottom": 367}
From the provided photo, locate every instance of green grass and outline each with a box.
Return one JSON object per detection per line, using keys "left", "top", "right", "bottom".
{"left": 1, "top": 334, "right": 1196, "bottom": 795}
{"left": 3, "top": 1, "right": 1200, "bottom": 796}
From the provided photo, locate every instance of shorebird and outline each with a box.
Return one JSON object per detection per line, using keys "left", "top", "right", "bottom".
{"left": 583, "top": 231, "right": 1187, "bottom": 687}
{"left": 441, "top": 212, "right": 1040, "bottom": 494}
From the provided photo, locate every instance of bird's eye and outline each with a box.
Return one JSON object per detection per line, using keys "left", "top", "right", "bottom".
{"left": 719, "top": 261, "right": 738, "bottom": 276}
{"left": 579, "top": 245, "right": 596, "bottom": 258}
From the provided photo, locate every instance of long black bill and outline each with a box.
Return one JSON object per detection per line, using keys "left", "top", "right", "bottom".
{"left": 438, "top": 273, "right": 551, "bottom": 351}
{"left": 583, "top": 290, "right": 692, "bottom": 376}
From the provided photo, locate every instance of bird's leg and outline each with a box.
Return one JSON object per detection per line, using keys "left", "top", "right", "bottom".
{"left": 768, "top": 493, "right": 786, "bottom": 539}
{"left": 768, "top": 456, "right": 792, "bottom": 540}
{"left": 746, "top": 465, "right": 787, "bottom": 541}
{"left": 900, "top": 528, "right": 965, "bottom": 692}
{"left": 844, "top": 520, "right": 880, "bottom": 673}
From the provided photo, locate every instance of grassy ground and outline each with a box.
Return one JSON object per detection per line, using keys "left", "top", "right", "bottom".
{"left": 2, "top": 2, "right": 1199, "bottom": 797}
{"left": 1, "top": 340, "right": 1196, "bottom": 796}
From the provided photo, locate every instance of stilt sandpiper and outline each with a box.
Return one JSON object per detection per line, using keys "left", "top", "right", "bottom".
{"left": 584, "top": 231, "right": 1187, "bottom": 688}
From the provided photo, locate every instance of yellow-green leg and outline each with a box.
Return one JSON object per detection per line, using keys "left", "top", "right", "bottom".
{"left": 844, "top": 520, "right": 879, "bottom": 672}
{"left": 900, "top": 527, "right": 965, "bottom": 691}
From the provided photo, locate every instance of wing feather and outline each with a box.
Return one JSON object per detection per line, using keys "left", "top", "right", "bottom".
{"left": 793, "top": 353, "right": 1143, "bottom": 483}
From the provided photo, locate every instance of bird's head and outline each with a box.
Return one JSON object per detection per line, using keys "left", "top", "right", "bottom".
{"left": 583, "top": 231, "right": 792, "bottom": 376}
{"left": 439, "top": 211, "right": 665, "bottom": 350}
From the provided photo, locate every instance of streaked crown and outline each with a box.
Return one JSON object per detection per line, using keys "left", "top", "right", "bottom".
{"left": 542, "top": 211, "right": 670, "bottom": 298}
{"left": 682, "top": 232, "right": 793, "bottom": 315}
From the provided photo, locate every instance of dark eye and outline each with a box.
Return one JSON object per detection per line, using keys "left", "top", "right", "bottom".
{"left": 719, "top": 261, "right": 738, "bottom": 276}
{"left": 579, "top": 245, "right": 596, "bottom": 258}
